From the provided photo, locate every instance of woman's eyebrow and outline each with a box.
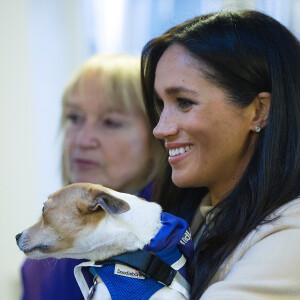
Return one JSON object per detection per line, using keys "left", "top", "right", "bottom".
{"left": 155, "top": 86, "right": 198, "bottom": 96}
{"left": 106, "top": 108, "right": 125, "bottom": 114}
{"left": 166, "top": 86, "right": 197, "bottom": 95}
{"left": 65, "top": 102, "right": 80, "bottom": 109}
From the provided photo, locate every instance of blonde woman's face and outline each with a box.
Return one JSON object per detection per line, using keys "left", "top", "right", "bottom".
{"left": 64, "top": 81, "right": 152, "bottom": 193}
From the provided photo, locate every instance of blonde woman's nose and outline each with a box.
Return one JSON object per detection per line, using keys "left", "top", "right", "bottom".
{"left": 75, "top": 122, "right": 100, "bottom": 148}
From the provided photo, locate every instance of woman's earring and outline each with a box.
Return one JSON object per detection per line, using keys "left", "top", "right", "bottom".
{"left": 254, "top": 126, "right": 261, "bottom": 132}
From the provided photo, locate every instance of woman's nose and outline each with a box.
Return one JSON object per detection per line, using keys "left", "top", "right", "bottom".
{"left": 76, "top": 122, "right": 99, "bottom": 148}
{"left": 153, "top": 109, "right": 178, "bottom": 140}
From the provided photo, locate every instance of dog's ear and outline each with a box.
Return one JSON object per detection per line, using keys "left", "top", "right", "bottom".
{"left": 91, "top": 194, "right": 130, "bottom": 215}
{"left": 89, "top": 189, "right": 130, "bottom": 215}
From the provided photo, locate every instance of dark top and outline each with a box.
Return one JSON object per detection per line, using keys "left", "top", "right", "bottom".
{"left": 21, "top": 183, "right": 153, "bottom": 300}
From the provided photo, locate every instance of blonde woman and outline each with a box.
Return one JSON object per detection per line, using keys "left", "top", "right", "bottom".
{"left": 21, "top": 54, "right": 163, "bottom": 300}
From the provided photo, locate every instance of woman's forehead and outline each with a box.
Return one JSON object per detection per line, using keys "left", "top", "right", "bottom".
{"left": 154, "top": 45, "right": 211, "bottom": 95}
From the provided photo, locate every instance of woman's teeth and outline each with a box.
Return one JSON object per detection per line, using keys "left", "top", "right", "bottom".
{"left": 169, "top": 145, "right": 193, "bottom": 157}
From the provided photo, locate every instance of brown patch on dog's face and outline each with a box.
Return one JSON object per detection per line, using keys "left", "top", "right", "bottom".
{"left": 17, "top": 183, "right": 130, "bottom": 256}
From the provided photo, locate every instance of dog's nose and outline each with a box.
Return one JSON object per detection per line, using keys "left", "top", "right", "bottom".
{"left": 15, "top": 233, "right": 22, "bottom": 242}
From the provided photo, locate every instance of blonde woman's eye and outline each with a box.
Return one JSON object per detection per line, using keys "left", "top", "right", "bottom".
{"left": 103, "top": 118, "right": 123, "bottom": 128}
{"left": 66, "top": 114, "right": 82, "bottom": 124}
{"left": 177, "top": 98, "right": 194, "bottom": 109}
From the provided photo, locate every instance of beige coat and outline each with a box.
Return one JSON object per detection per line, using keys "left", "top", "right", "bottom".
{"left": 191, "top": 197, "right": 300, "bottom": 299}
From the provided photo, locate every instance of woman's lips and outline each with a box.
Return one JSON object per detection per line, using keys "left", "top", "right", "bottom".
{"left": 168, "top": 149, "right": 192, "bottom": 164}
{"left": 73, "top": 159, "right": 100, "bottom": 169}
{"left": 166, "top": 144, "right": 194, "bottom": 165}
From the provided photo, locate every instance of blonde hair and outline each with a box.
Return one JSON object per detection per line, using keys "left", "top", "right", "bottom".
{"left": 62, "top": 54, "right": 146, "bottom": 121}
{"left": 61, "top": 54, "right": 163, "bottom": 188}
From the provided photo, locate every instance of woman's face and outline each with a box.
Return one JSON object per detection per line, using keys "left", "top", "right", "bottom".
{"left": 64, "top": 80, "right": 152, "bottom": 193}
{"left": 154, "top": 44, "right": 257, "bottom": 203}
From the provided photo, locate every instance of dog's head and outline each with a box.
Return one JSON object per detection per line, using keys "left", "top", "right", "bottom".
{"left": 16, "top": 183, "right": 131, "bottom": 259}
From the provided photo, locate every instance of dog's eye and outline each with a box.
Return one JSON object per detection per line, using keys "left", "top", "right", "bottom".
{"left": 42, "top": 205, "right": 46, "bottom": 213}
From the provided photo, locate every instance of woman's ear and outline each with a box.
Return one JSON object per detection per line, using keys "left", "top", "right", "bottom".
{"left": 251, "top": 92, "right": 271, "bottom": 132}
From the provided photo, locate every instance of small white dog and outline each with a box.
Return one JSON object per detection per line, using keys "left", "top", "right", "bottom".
{"left": 16, "top": 183, "right": 191, "bottom": 300}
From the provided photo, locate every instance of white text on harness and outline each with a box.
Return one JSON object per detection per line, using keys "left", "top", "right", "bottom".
{"left": 180, "top": 230, "right": 192, "bottom": 245}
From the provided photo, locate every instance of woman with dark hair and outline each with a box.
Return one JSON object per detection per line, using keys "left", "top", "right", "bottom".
{"left": 141, "top": 10, "right": 300, "bottom": 299}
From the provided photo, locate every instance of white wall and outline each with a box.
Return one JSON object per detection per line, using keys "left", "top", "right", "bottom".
{"left": 0, "top": 1, "right": 89, "bottom": 299}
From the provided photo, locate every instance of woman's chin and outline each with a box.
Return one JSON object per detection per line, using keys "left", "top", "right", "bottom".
{"left": 72, "top": 175, "right": 99, "bottom": 184}
{"left": 172, "top": 173, "right": 202, "bottom": 189}
{"left": 172, "top": 175, "right": 190, "bottom": 188}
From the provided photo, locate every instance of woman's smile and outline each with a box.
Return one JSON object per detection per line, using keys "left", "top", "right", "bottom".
{"left": 167, "top": 143, "right": 194, "bottom": 164}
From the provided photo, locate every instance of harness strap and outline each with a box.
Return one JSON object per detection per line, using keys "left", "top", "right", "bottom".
{"left": 95, "top": 249, "right": 177, "bottom": 286}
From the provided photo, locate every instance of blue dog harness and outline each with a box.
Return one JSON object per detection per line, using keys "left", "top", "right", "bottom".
{"left": 89, "top": 246, "right": 186, "bottom": 300}
{"left": 74, "top": 212, "right": 193, "bottom": 299}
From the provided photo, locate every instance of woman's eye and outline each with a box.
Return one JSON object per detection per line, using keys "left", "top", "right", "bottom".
{"left": 177, "top": 98, "right": 194, "bottom": 109}
{"left": 103, "top": 118, "right": 123, "bottom": 128}
{"left": 66, "top": 113, "right": 82, "bottom": 124}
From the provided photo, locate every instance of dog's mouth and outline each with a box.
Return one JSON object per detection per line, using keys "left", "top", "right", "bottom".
{"left": 23, "top": 244, "right": 51, "bottom": 254}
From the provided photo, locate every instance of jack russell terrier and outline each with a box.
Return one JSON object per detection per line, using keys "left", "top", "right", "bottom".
{"left": 16, "top": 183, "right": 193, "bottom": 300}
